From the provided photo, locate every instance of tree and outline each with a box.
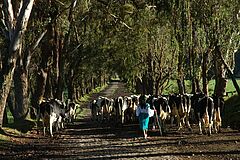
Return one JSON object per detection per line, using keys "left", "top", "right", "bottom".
{"left": 0, "top": 0, "right": 35, "bottom": 128}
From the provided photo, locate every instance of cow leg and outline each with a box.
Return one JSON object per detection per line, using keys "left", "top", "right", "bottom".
{"left": 197, "top": 113, "right": 203, "bottom": 135}
{"left": 208, "top": 120, "right": 213, "bottom": 136}
{"left": 101, "top": 108, "right": 104, "bottom": 122}
{"left": 213, "top": 109, "right": 217, "bottom": 133}
{"left": 36, "top": 115, "right": 41, "bottom": 134}
{"left": 121, "top": 111, "right": 124, "bottom": 124}
{"left": 170, "top": 116, "right": 174, "bottom": 127}
{"left": 50, "top": 117, "right": 54, "bottom": 137}
{"left": 42, "top": 117, "right": 48, "bottom": 136}
{"left": 59, "top": 117, "right": 64, "bottom": 130}
{"left": 43, "top": 125, "right": 46, "bottom": 136}
{"left": 107, "top": 113, "right": 110, "bottom": 121}
{"left": 161, "top": 120, "right": 165, "bottom": 133}
{"left": 152, "top": 116, "right": 157, "bottom": 130}
{"left": 215, "top": 109, "right": 222, "bottom": 133}
{"left": 170, "top": 115, "right": 176, "bottom": 127}
{"left": 203, "top": 112, "right": 210, "bottom": 135}
{"left": 185, "top": 115, "right": 193, "bottom": 132}
{"left": 176, "top": 115, "right": 182, "bottom": 131}
{"left": 208, "top": 113, "right": 214, "bottom": 136}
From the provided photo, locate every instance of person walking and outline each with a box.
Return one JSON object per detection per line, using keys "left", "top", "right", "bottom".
{"left": 136, "top": 95, "right": 154, "bottom": 139}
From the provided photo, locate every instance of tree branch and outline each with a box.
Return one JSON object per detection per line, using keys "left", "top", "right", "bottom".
{"left": 218, "top": 46, "right": 240, "bottom": 95}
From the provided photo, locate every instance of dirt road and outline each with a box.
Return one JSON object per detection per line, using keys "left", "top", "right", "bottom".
{"left": 0, "top": 82, "right": 240, "bottom": 160}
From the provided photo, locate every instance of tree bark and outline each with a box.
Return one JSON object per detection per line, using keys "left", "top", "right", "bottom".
{"left": 31, "top": 69, "right": 48, "bottom": 117}
{"left": 67, "top": 69, "right": 75, "bottom": 101}
{"left": 202, "top": 48, "right": 212, "bottom": 95}
{"left": 0, "top": 65, "right": 16, "bottom": 128}
{"left": 13, "top": 66, "right": 29, "bottom": 121}
{"left": 214, "top": 45, "right": 227, "bottom": 97}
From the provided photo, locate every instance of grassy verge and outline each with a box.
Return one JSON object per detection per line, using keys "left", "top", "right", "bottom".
{"left": 162, "top": 79, "right": 240, "bottom": 95}
{"left": 0, "top": 119, "right": 36, "bottom": 143}
{"left": 75, "top": 84, "right": 108, "bottom": 119}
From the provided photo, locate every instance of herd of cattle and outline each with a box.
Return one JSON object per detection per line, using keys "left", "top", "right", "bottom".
{"left": 36, "top": 92, "right": 224, "bottom": 137}
{"left": 37, "top": 99, "right": 78, "bottom": 137}
{"left": 90, "top": 93, "right": 224, "bottom": 136}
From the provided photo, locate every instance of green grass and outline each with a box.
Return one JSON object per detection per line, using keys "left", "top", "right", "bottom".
{"left": 162, "top": 79, "right": 240, "bottom": 95}
{"left": 77, "top": 84, "right": 107, "bottom": 103}
{"left": 76, "top": 84, "right": 108, "bottom": 118}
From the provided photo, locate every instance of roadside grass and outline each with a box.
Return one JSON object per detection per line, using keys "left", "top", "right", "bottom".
{"left": 0, "top": 118, "right": 36, "bottom": 143}
{"left": 162, "top": 79, "right": 240, "bottom": 96}
{"left": 75, "top": 84, "right": 107, "bottom": 119}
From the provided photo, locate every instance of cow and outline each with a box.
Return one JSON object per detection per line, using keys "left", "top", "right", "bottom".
{"left": 168, "top": 93, "right": 192, "bottom": 132}
{"left": 191, "top": 93, "right": 214, "bottom": 135}
{"left": 90, "top": 99, "right": 100, "bottom": 121}
{"left": 92, "top": 96, "right": 114, "bottom": 122}
{"left": 123, "top": 96, "right": 135, "bottom": 124}
{"left": 130, "top": 94, "right": 140, "bottom": 122}
{"left": 212, "top": 95, "right": 224, "bottom": 133}
{"left": 38, "top": 99, "right": 66, "bottom": 137}
{"left": 113, "top": 96, "right": 124, "bottom": 124}
{"left": 65, "top": 101, "right": 78, "bottom": 123}
{"left": 151, "top": 96, "right": 171, "bottom": 133}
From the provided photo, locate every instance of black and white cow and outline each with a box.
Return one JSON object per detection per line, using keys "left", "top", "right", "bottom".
{"left": 168, "top": 93, "right": 192, "bottom": 132}
{"left": 65, "top": 100, "right": 78, "bottom": 123}
{"left": 123, "top": 96, "right": 135, "bottom": 124}
{"left": 38, "top": 99, "right": 66, "bottom": 137}
{"left": 91, "top": 96, "right": 114, "bottom": 122}
{"left": 113, "top": 96, "right": 124, "bottom": 124}
{"left": 90, "top": 99, "right": 99, "bottom": 121}
{"left": 152, "top": 96, "right": 171, "bottom": 133}
{"left": 191, "top": 93, "right": 214, "bottom": 135}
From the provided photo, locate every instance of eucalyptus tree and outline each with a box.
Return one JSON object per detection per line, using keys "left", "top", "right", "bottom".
{"left": 0, "top": 0, "right": 34, "bottom": 127}
{"left": 131, "top": 6, "right": 178, "bottom": 95}
{"left": 154, "top": 0, "right": 240, "bottom": 96}
{"left": 211, "top": 0, "right": 240, "bottom": 96}
{"left": 191, "top": 0, "right": 240, "bottom": 96}
{"left": 107, "top": 2, "right": 179, "bottom": 95}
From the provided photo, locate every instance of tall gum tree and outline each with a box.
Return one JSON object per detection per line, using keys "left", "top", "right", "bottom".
{"left": 0, "top": 0, "right": 35, "bottom": 128}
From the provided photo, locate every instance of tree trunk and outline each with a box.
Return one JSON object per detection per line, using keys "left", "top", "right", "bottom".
{"left": 45, "top": 70, "right": 53, "bottom": 99}
{"left": 31, "top": 69, "right": 48, "bottom": 118}
{"left": 3, "top": 107, "right": 8, "bottom": 126}
{"left": 142, "top": 74, "right": 147, "bottom": 95}
{"left": 0, "top": 61, "right": 17, "bottom": 128}
{"left": 67, "top": 69, "right": 74, "bottom": 101}
{"left": 202, "top": 49, "right": 210, "bottom": 95}
{"left": 214, "top": 45, "right": 227, "bottom": 97}
{"left": 135, "top": 77, "right": 143, "bottom": 94}
{"left": 13, "top": 66, "right": 29, "bottom": 121}
{"left": 155, "top": 77, "right": 161, "bottom": 96}
{"left": 7, "top": 91, "right": 14, "bottom": 122}
{"left": 177, "top": 41, "right": 184, "bottom": 94}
